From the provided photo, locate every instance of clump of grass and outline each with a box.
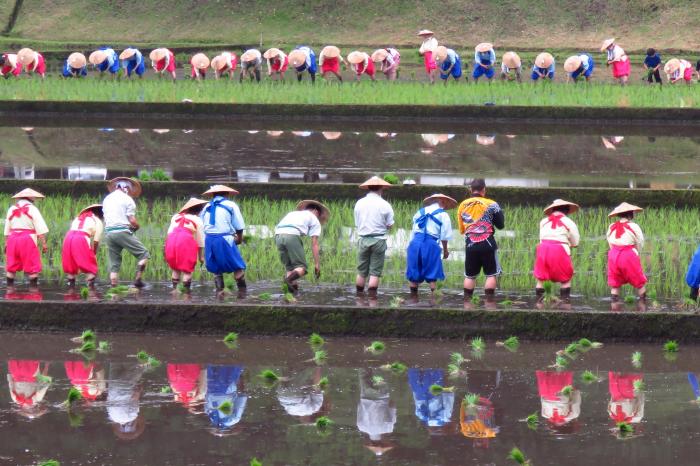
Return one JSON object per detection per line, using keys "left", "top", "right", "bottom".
{"left": 136, "top": 350, "right": 149, "bottom": 362}
{"left": 390, "top": 296, "right": 404, "bottom": 308}
{"left": 380, "top": 361, "right": 407, "bottom": 374}
{"left": 508, "top": 447, "right": 531, "bottom": 465}
{"left": 283, "top": 292, "right": 296, "bottom": 303}
{"left": 108, "top": 285, "right": 130, "bottom": 295}
{"left": 313, "top": 350, "right": 328, "bottom": 365}
{"left": 503, "top": 336, "right": 520, "bottom": 350}
{"left": 371, "top": 375, "right": 386, "bottom": 386}
{"left": 631, "top": 351, "right": 643, "bottom": 368}
{"left": 624, "top": 295, "right": 636, "bottom": 305}
{"left": 578, "top": 338, "right": 592, "bottom": 348}
{"left": 365, "top": 341, "right": 385, "bottom": 354}
{"left": 633, "top": 379, "right": 645, "bottom": 392}
{"left": 308, "top": 333, "right": 325, "bottom": 348}
{"left": 447, "top": 363, "right": 462, "bottom": 378}
{"left": 463, "top": 393, "right": 479, "bottom": 408}
{"left": 317, "top": 377, "right": 329, "bottom": 390}
{"left": 223, "top": 332, "right": 239, "bottom": 344}
{"left": 218, "top": 400, "right": 233, "bottom": 415}
{"left": 66, "top": 387, "right": 82, "bottom": 406}
{"left": 499, "top": 299, "right": 513, "bottom": 307}
{"left": 258, "top": 369, "right": 279, "bottom": 382}
{"left": 553, "top": 355, "right": 569, "bottom": 370}
{"left": 38, "top": 460, "right": 60, "bottom": 466}
{"left": 74, "top": 329, "right": 95, "bottom": 343}
{"left": 98, "top": 341, "right": 111, "bottom": 353}
{"left": 135, "top": 350, "right": 160, "bottom": 368}
{"left": 581, "top": 370, "right": 600, "bottom": 384}
{"left": 525, "top": 412, "right": 539, "bottom": 428}
{"left": 147, "top": 357, "right": 161, "bottom": 368}
{"left": 471, "top": 294, "right": 481, "bottom": 305}
{"left": 560, "top": 385, "right": 573, "bottom": 397}
{"left": 382, "top": 173, "right": 400, "bottom": 185}
{"left": 80, "top": 287, "right": 90, "bottom": 299}
{"left": 450, "top": 352, "right": 466, "bottom": 366}
{"left": 258, "top": 292, "right": 272, "bottom": 300}
{"left": 664, "top": 340, "right": 679, "bottom": 353}
{"left": 78, "top": 341, "right": 96, "bottom": 353}
{"left": 470, "top": 337, "right": 485, "bottom": 352}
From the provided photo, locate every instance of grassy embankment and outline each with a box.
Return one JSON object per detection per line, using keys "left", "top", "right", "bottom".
{"left": 0, "top": 195, "right": 696, "bottom": 297}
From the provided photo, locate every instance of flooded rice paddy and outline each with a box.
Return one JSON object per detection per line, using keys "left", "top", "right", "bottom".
{"left": 1, "top": 332, "right": 700, "bottom": 465}
{"left": 2, "top": 125, "right": 700, "bottom": 189}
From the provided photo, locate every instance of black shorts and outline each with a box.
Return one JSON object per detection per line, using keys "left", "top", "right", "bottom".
{"left": 464, "top": 248, "right": 501, "bottom": 278}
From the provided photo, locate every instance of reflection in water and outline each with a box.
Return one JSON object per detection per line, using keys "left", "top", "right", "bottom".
{"left": 7, "top": 360, "right": 50, "bottom": 419}
{"left": 357, "top": 369, "right": 396, "bottom": 456}
{"left": 277, "top": 367, "right": 327, "bottom": 423}
{"left": 206, "top": 365, "right": 247, "bottom": 435}
{"left": 65, "top": 360, "right": 107, "bottom": 401}
{"left": 608, "top": 372, "right": 645, "bottom": 424}
{"left": 167, "top": 363, "right": 206, "bottom": 406}
{"left": 536, "top": 370, "right": 581, "bottom": 433}
{"left": 408, "top": 368, "right": 455, "bottom": 429}
{"left": 107, "top": 362, "right": 146, "bottom": 440}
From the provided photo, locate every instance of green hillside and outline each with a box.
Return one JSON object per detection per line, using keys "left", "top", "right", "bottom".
{"left": 1, "top": 0, "right": 700, "bottom": 51}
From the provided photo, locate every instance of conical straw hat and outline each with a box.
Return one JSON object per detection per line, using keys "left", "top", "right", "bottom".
{"left": 178, "top": 197, "right": 208, "bottom": 214}
{"left": 119, "top": 48, "right": 137, "bottom": 60}
{"left": 423, "top": 193, "right": 457, "bottom": 210}
{"left": 107, "top": 177, "right": 142, "bottom": 198}
{"left": 475, "top": 42, "right": 493, "bottom": 53}
{"left": 210, "top": 55, "right": 225, "bottom": 70}
{"left": 608, "top": 202, "right": 642, "bottom": 218}
{"left": 191, "top": 53, "right": 210, "bottom": 69}
{"left": 67, "top": 53, "right": 87, "bottom": 68}
{"left": 535, "top": 52, "right": 554, "bottom": 68}
{"left": 321, "top": 46, "right": 340, "bottom": 58}
{"left": 263, "top": 48, "right": 282, "bottom": 59}
{"left": 600, "top": 38, "right": 615, "bottom": 51}
{"left": 564, "top": 55, "right": 583, "bottom": 73}
{"left": 89, "top": 50, "right": 108, "bottom": 65}
{"left": 544, "top": 199, "right": 579, "bottom": 215}
{"left": 347, "top": 51, "right": 366, "bottom": 64}
{"left": 150, "top": 48, "right": 168, "bottom": 61}
{"left": 202, "top": 184, "right": 239, "bottom": 196}
{"left": 297, "top": 200, "right": 330, "bottom": 223}
{"left": 240, "top": 49, "right": 259, "bottom": 62}
{"left": 288, "top": 49, "right": 307, "bottom": 67}
{"left": 359, "top": 176, "right": 393, "bottom": 189}
{"left": 664, "top": 58, "right": 681, "bottom": 75}
{"left": 371, "top": 49, "right": 388, "bottom": 62}
{"left": 502, "top": 51, "right": 521, "bottom": 68}
{"left": 17, "top": 48, "right": 36, "bottom": 66}
{"left": 417, "top": 29, "right": 434, "bottom": 36}
{"left": 12, "top": 188, "right": 44, "bottom": 199}
{"left": 435, "top": 45, "right": 448, "bottom": 61}
{"left": 79, "top": 204, "right": 103, "bottom": 216}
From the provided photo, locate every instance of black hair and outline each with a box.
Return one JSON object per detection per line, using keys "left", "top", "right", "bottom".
{"left": 469, "top": 178, "right": 486, "bottom": 193}
{"left": 551, "top": 205, "right": 570, "bottom": 214}
{"left": 0, "top": 57, "right": 5, "bottom": 66}
{"left": 646, "top": 48, "right": 656, "bottom": 56}
{"left": 367, "top": 185, "right": 383, "bottom": 192}
{"left": 305, "top": 204, "right": 322, "bottom": 213}
{"left": 618, "top": 211, "right": 634, "bottom": 219}
{"left": 92, "top": 207, "right": 105, "bottom": 219}
{"left": 186, "top": 205, "right": 205, "bottom": 215}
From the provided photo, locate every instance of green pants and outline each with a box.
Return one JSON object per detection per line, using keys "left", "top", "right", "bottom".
{"left": 105, "top": 230, "right": 150, "bottom": 273}
{"left": 357, "top": 237, "right": 387, "bottom": 278}
{"left": 275, "top": 234, "right": 307, "bottom": 272}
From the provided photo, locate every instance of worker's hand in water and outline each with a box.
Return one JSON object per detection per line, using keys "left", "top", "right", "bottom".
{"left": 314, "top": 266, "right": 321, "bottom": 279}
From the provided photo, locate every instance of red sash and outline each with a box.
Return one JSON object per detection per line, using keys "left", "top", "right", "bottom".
{"left": 610, "top": 221, "right": 636, "bottom": 239}
{"left": 547, "top": 214, "right": 569, "bottom": 231}
{"left": 9, "top": 203, "right": 32, "bottom": 220}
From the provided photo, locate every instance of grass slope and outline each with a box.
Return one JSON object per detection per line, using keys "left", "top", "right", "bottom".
{"left": 4, "top": 0, "right": 700, "bottom": 51}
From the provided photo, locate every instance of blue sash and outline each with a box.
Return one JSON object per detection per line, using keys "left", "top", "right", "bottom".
{"left": 414, "top": 208, "right": 444, "bottom": 238}
{"left": 205, "top": 198, "right": 234, "bottom": 226}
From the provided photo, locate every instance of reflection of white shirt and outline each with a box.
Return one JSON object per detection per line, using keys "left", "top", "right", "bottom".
{"left": 357, "top": 398, "right": 396, "bottom": 440}
{"left": 278, "top": 390, "right": 323, "bottom": 417}
{"left": 275, "top": 210, "right": 322, "bottom": 237}
{"left": 103, "top": 190, "right": 136, "bottom": 229}
{"left": 354, "top": 192, "right": 394, "bottom": 238}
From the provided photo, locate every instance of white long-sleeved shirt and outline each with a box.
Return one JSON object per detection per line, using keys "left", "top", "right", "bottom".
{"left": 167, "top": 213, "right": 205, "bottom": 247}
{"left": 4, "top": 199, "right": 49, "bottom": 245}
{"left": 607, "top": 218, "right": 644, "bottom": 250}
{"left": 419, "top": 37, "right": 438, "bottom": 54}
{"left": 539, "top": 213, "right": 580, "bottom": 255}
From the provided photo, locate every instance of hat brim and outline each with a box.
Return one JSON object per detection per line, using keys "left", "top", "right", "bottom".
{"left": 321, "top": 46, "right": 340, "bottom": 58}
{"left": 544, "top": 201, "right": 579, "bottom": 215}
{"left": 359, "top": 177, "right": 393, "bottom": 189}
{"left": 417, "top": 30, "right": 434, "bottom": 36}
{"left": 297, "top": 200, "right": 330, "bottom": 223}
{"left": 119, "top": 49, "right": 136, "bottom": 60}
{"left": 347, "top": 52, "right": 365, "bottom": 64}
{"left": 107, "top": 177, "right": 142, "bottom": 198}
{"left": 423, "top": 195, "right": 458, "bottom": 210}
{"left": 12, "top": 188, "right": 45, "bottom": 199}
{"left": 608, "top": 206, "right": 643, "bottom": 217}
{"left": 178, "top": 198, "right": 209, "bottom": 213}
{"left": 202, "top": 186, "right": 240, "bottom": 196}
{"left": 79, "top": 204, "right": 103, "bottom": 216}
{"left": 475, "top": 43, "right": 493, "bottom": 53}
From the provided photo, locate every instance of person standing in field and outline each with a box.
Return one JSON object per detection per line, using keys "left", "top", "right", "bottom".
{"left": 606, "top": 202, "right": 647, "bottom": 307}
{"left": 643, "top": 48, "right": 662, "bottom": 85}
{"left": 239, "top": 49, "right": 262, "bottom": 82}
{"left": 62, "top": 204, "right": 104, "bottom": 291}
{"left": 319, "top": 46, "right": 346, "bottom": 82}
{"left": 435, "top": 46, "right": 463, "bottom": 83}
{"left": 150, "top": 48, "right": 177, "bottom": 81}
{"left": 685, "top": 243, "right": 700, "bottom": 301}
{"left": 62, "top": 52, "right": 87, "bottom": 78}
{"left": 89, "top": 47, "right": 120, "bottom": 78}
{"left": 371, "top": 48, "right": 400, "bottom": 81}
{"left": 102, "top": 177, "right": 150, "bottom": 288}
{"left": 531, "top": 52, "right": 555, "bottom": 82}
{"left": 500, "top": 51, "right": 522, "bottom": 82}
{"left": 418, "top": 30, "right": 438, "bottom": 84}
{"left": 190, "top": 53, "right": 210, "bottom": 81}
{"left": 348, "top": 51, "right": 376, "bottom": 81}
{"left": 211, "top": 52, "right": 238, "bottom": 80}
{"left": 164, "top": 198, "right": 207, "bottom": 292}
{"left": 274, "top": 200, "right": 329, "bottom": 293}
{"left": 120, "top": 47, "right": 146, "bottom": 79}
{"left": 405, "top": 194, "right": 455, "bottom": 296}
{"left": 263, "top": 48, "right": 288, "bottom": 80}
{"left": 0, "top": 53, "right": 22, "bottom": 78}
{"left": 4, "top": 188, "right": 48, "bottom": 287}
{"left": 289, "top": 46, "right": 317, "bottom": 83}
{"left": 664, "top": 58, "right": 694, "bottom": 85}
{"left": 564, "top": 53, "right": 595, "bottom": 83}
{"left": 601, "top": 38, "right": 630, "bottom": 85}
{"left": 16, "top": 48, "right": 45, "bottom": 78}
{"left": 200, "top": 185, "right": 247, "bottom": 296}
{"left": 533, "top": 199, "right": 580, "bottom": 304}
{"left": 473, "top": 43, "right": 496, "bottom": 82}
{"left": 458, "top": 179, "right": 505, "bottom": 302}
{"left": 354, "top": 176, "right": 395, "bottom": 297}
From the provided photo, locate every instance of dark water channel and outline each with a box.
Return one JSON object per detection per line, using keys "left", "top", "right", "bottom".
{"left": 1, "top": 333, "right": 700, "bottom": 465}
{"left": 2, "top": 126, "right": 700, "bottom": 189}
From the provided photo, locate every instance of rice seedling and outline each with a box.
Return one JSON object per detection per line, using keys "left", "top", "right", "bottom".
{"left": 218, "top": 400, "right": 233, "bottom": 415}
{"left": 71, "top": 329, "right": 95, "bottom": 344}
{"left": 552, "top": 355, "right": 569, "bottom": 370}
{"left": 559, "top": 385, "right": 573, "bottom": 397}
{"left": 284, "top": 292, "right": 296, "bottom": 303}
{"left": 447, "top": 363, "right": 462, "bottom": 378}
{"left": 631, "top": 351, "right": 643, "bottom": 368}
{"left": 35, "top": 373, "right": 52, "bottom": 384}
{"left": 382, "top": 173, "right": 400, "bottom": 185}
{"left": 664, "top": 340, "right": 679, "bottom": 353}
{"left": 429, "top": 384, "right": 453, "bottom": 395}
{"left": 313, "top": 350, "right": 328, "bottom": 365}
{"left": 390, "top": 296, "right": 404, "bottom": 308}
{"left": 380, "top": 361, "right": 407, "bottom": 374}
{"left": 525, "top": 412, "right": 539, "bottom": 428}
{"left": 147, "top": 356, "right": 162, "bottom": 368}
{"left": 315, "top": 416, "right": 333, "bottom": 432}
{"left": 136, "top": 350, "right": 150, "bottom": 362}
{"left": 308, "top": 333, "right": 325, "bottom": 348}
{"left": 38, "top": 460, "right": 60, "bottom": 466}
{"left": 617, "top": 421, "right": 634, "bottom": 433}
{"left": 365, "top": 341, "right": 385, "bottom": 354}
{"left": 258, "top": 369, "right": 280, "bottom": 382}
{"left": 257, "top": 292, "right": 272, "bottom": 300}
{"left": 371, "top": 375, "right": 386, "bottom": 386}
{"left": 160, "top": 386, "right": 172, "bottom": 393}
{"left": 499, "top": 299, "right": 514, "bottom": 308}
{"left": 80, "top": 287, "right": 90, "bottom": 300}
{"left": 499, "top": 336, "right": 520, "bottom": 350}
{"left": 508, "top": 447, "right": 531, "bottom": 465}
{"left": 471, "top": 337, "right": 485, "bottom": 352}
{"left": 76, "top": 341, "right": 96, "bottom": 353}
{"left": 463, "top": 393, "right": 480, "bottom": 408}
{"left": 97, "top": 341, "right": 111, "bottom": 353}
{"left": 633, "top": 379, "right": 645, "bottom": 392}
{"left": 578, "top": 338, "right": 592, "bottom": 349}
{"left": 250, "top": 459, "right": 262, "bottom": 466}
{"left": 450, "top": 352, "right": 466, "bottom": 366}
{"left": 580, "top": 370, "right": 600, "bottom": 384}
{"left": 564, "top": 343, "right": 580, "bottom": 358}
{"left": 223, "top": 332, "right": 239, "bottom": 344}
{"left": 317, "top": 377, "right": 329, "bottom": 390}
{"left": 66, "top": 387, "right": 82, "bottom": 406}
{"left": 624, "top": 295, "right": 636, "bottom": 305}
{"left": 470, "top": 294, "right": 481, "bottom": 305}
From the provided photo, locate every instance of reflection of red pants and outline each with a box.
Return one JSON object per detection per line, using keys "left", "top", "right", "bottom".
{"left": 62, "top": 230, "right": 98, "bottom": 275}
{"left": 608, "top": 372, "right": 642, "bottom": 401}
{"left": 536, "top": 370, "right": 572, "bottom": 400}
{"left": 533, "top": 241, "right": 573, "bottom": 283}
{"left": 6, "top": 231, "right": 41, "bottom": 273}
{"left": 607, "top": 246, "right": 647, "bottom": 288}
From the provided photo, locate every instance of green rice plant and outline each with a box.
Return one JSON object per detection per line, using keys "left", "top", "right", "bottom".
{"left": 308, "top": 333, "right": 325, "bottom": 348}
{"left": 553, "top": 355, "right": 569, "bottom": 370}
{"left": 471, "top": 294, "right": 481, "bottom": 305}
{"left": 617, "top": 421, "right": 634, "bottom": 433}
{"left": 382, "top": 173, "right": 400, "bottom": 185}
{"left": 150, "top": 169, "right": 171, "bottom": 182}
{"left": 390, "top": 296, "right": 404, "bottom": 308}
{"left": 631, "top": 351, "right": 643, "bottom": 368}
{"left": 564, "top": 343, "right": 579, "bottom": 358}
{"left": 258, "top": 369, "right": 280, "bottom": 382}
{"left": 223, "top": 332, "right": 239, "bottom": 344}
{"left": 429, "top": 384, "right": 453, "bottom": 395}
{"left": 77, "top": 341, "right": 96, "bottom": 353}
{"left": 98, "top": 341, "right": 111, "bottom": 353}
{"left": 633, "top": 379, "right": 645, "bottom": 392}
{"left": 470, "top": 337, "right": 485, "bottom": 352}
{"left": 525, "top": 412, "right": 539, "bottom": 428}
{"left": 624, "top": 295, "right": 636, "bottom": 305}
{"left": 313, "top": 350, "right": 328, "bottom": 365}
{"left": 365, "top": 341, "right": 385, "bottom": 354}
{"left": 258, "top": 292, "right": 272, "bottom": 300}
{"left": 315, "top": 416, "right": 333, "bottom": 431}
{"left": 463, "top": 393, "right": 480, "bottom": 408}
{"left": 80, "top": 287, "right": 90, "bottom": 299}
{"left": 450, "top": 352, "right": 466, "bottom": 366}
{"left": 371, "top": 375, "right": 386, "bottom": 386}
{"left": 502, "top": 336, "right": 520, "bottom": 350}
{"left": 499, "top": 299, "right": 514, "bottom": 308}
{"left": 317, "top": 377, "right": 329, "bottom": 390}
{"left": 578, "top": 338, "right": 592, "bottom": 349}
{"left": 66, "top": 387, "right": 82, "bottom": 406}
{"left": 380, "top": 361, "right": 407, "bottom": 375}
{"left": 73, "top": 329, "right": 95, "bottom": 343}
{"left": 508, "top": 447, "right": 531, "bottom": 465}
{"left": 147, "top": 357, "right": 161, "bottom": 368}
{"left": 250, "top": 459, "right": 262, "bottom": 466}
{"left": 664, "top": 340, "right": 679, "bottom": 353}
{"left": 447, "top": 363, "right": 462, "bottom": 378}
{"left": 38, "top": 461, "right": 60, "bottom": 466}
{"left": 160, "top": 386, "right": 172, "bottom": 393}
{"left": 136, "top": 350, "right": 149, "bottom": 362}
{"left": 35, "top": 373, "right": 52, "bottom": 384}
{"left": 580, "top": 370, "right": 600, "bottom": 384}
{"left": 218, "top": 400, "right": 233, "bottom": 415}
{"left": 560, "top": 385, "right": 573, "bottom": 397}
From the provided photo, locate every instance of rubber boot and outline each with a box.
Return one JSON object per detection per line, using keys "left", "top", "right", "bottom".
{"left": 6, "top": 277, "right": 14, "bottom": 286}
{"left": 691, "top": 287, "right": 699, "bottom": 301}
{"left": 484, "top": 288, "right": 496, "bottom": 303}
{"left": 463, "top": 288, "right": 474, "bottom": 299}
{"left": 182, "top": 280, "right": 192, "bottom": 291}
{"left": 285, "top": 271, "right": 301, "bottom": 294}
{"left": 236, "top": 276, "right": 247, "bottom": 298}
{"left": 87, "top": 278, "right": 96, "bottom": 290}
{"left": 560, "top": 287, "right": 571, "bottom": 304}
{"left": 67, "top": 278, "right": 76, "bottom": 289}
{"left": 28, "top": 277, "right": 38, "bottom": 287}
{"left": 409, "top": 286, "right": 418, "bottom": 297}
{"left": 172, "top": 278, "right": 179, "bottom": 289}
{"left": 133, "top": 263, "right": 146, "bottom": 288}
{"left": 356, "top": 285, "right": 365, "bottom": 295}
{"left": 535, "top": 288, "right": 545, "bottom": 302}
{"left": 214, "top": 275, "right": 225, "bottom": 293}
{"left": 368, "top": 287, "right": 378, "bottom": 299}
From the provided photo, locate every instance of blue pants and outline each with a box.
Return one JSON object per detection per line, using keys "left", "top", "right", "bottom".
{"left": 97, "top": 55, "right": 120, "bottom": 74}
{"left": 473, "top": 63, "right": 494, "bottom": 79}
{"left": 62, "top": 63, "right": 87, "bottom": 77}
{"left": 205, "top": 234, "right": 246, "bottom": 274}
{"left": 531, "top": 69, "right": 554, "bottom": 81}
{"left": 406, "top": 233, "right": 444, "bottom": 283}
{"left": 571, "top": 56, "right": 595, "bottom": 79}
{"left": 440, "top": 58, "right": 462, "bottom": 80}
{"left": 685, "top": 245, "right": 700, "bottom": 287}
{"left": 125, "top": 59, "right": 146, "bottom": 77}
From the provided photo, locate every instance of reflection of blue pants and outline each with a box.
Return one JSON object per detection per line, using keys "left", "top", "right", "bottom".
{"left": 205, "top": 234, "right": 246, "bottom": 274}
{"left": 406, "top": 233, "right": 444, "bottom": 283}
{"left": 125, "top": 59, "right": 146, "bottom": 77}
{"left": 440, "top": 58, "right": 462, "bottom": 80}
{"left": 473, "top": 63, "right": 494, "bottom": 79}
{"left": 531, "top": 69, "right": 554, "bottom": 81}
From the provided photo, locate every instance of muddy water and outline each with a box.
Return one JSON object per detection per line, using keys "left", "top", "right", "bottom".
{"left": 1, "top": 332, "right": 699, "bottom": 465}
{"left": 2, "top": 126, "right": 700, "bottom": 188}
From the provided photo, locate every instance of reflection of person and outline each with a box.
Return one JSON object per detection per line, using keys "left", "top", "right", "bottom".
{"left": 687, "top": 373, "right": 700, "bottom": 400}
{"left": 354, "top": 176, "right": 395, "bottom": 296}
{"left": 165, "top": 198, "right": 207, "bottom": 291}
{"left": 65, "top": 360, "right": 107, "bottom": 401}
{"left": 608, "top": 372, "right": 644, "bottom": 423}
{"left": 168, "top": 363, "right": 207, "bottom": 407}
{"left": 357, "top": 369, "right": 396, "bottom": 456}
{"left": 102, "top": 177, "right": 149, "bottom": 287}
{"left": 4, "top": 188, "right": 49, "bottom": 287}
{"left": 319, "top": 46, "right": 346, "bottom": 82}
{"left": 606, "top": 203, "right": 647, "bottom": 305}
{"left": 536, "top": 370, "right": 581, "bottom": 432}
{"left": 277, "top": 367, "right": 328, "bottom": 423}
{"left": 62, "top": 204, "right": 104, "bottom": 290}
{"left": 460, "top": 396, "right": 499, "bottom": 445}
{"left": 408, "top": 368, "right": 454, "bottom": 428}
{"left": 418, "top": 30, "right": 438, "bottom": 84}
{"left": 206, "top": 365, "right": 247, "bottom": 433}
{"left": 7, "top": 360, "right": 51, "bottom": 419}
{"left": 107, "top": 362, "right": 146, "bottom": 440}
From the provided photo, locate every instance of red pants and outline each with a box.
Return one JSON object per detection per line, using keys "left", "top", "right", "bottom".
{"left": 607, "top": 246, "right": 647, "bottom": 288}
{"left": 165, "top": 227, "right": 199, "bottom": 273}
{"left": 533, "top": 241, "right": 574, "bottom": 283}
{"left": 423, "top": 51, "right": 437, "bottom": 72}
{"left": 62, "top": 230, "right": 98, "bottom": 275}
{"left": 271, "top": 56, "right": 288, "bottom": 72}
{"left": 321, "top": 57, "right": 340, "bottom": 74}
{"left": 28, "top": 54, "right": 46, "bottom": 75}
{"left": 6, "top": 230, "right": 41, "bottom": 274}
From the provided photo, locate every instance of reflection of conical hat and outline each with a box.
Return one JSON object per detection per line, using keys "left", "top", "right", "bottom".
{"left": 664, "top": 58, "right": 681, "bottom": 75}
{"left": 240, "top": 49, "right": 259, "bottom": 62}
{"left": 321, "top": 46, "right": 340, "bottom": 58}
{"left": 365, "top": 444, "right": 394, "bottom": 456}
{"left": 267, "top": 131, "right": 284, "bottom": 137}
{"left": 371, "top": 49, "right": 388, "bottom": 62}
{"left": 502, "top": 51, "right": 521, "bottom": 68}
{"left": 203, "top": 185, "right": 239, "bottom": 196}
{"left": 297, "top": 200, "right": 330, "bottom": 223}
{"left": 12, "top": 188, "right": 44, "bottom": 199}
{"left": 476, "top": 134, "right": 496, "bottom": 146}
{"left": 475, "top": 42, "right": 493, "bottom": 53}
{"left": 263, "top": 48, "right": 282, "bottom": 59}
{"left": 107, "top": 177, "right": 142, "bottom": 198}
{"left": 435, "top": 46, "right": 448, "bottom": 61}
{"left": 422, "top": 133, "right": 440, "bottom": 146}
{"left": 360, "top": 176, "right": 393, "bottom": 189}
{"left": 535, "top": 52, "right": 554, "bottom": 68}
{"left": 564, "top": 55, "right": 583, "bottom": 73}
{"left": 544, "top": 199, "right": 579, "bottom": 215}
{"left": 288, "top": 50, "right": 307, "bottom": 67}
{"left": 179, "top": 197, "right": 208, "bottom": 214}
{"left": 17, "top": 48, "right": 36, "bottom": 66}
{"left": 119, "top": 48, "right": 137, "bottom": 60}
{"left": 191, "top": 53, "right": 210, "bottom": 69}
{"left": 149, "top": 48, "right": 168, "bottom": 61}
{"left": 600, "top": 38, "right": 615, "bottom": 51}
{"left": 68, "top": 52, "right": 87, "bottom": 68}
{"left": 79, "top": 204, "right": 103, "bottom": 216}
{"left": 608, "top": 202, "right": 643, "bottom": 218}
{"left": 347, "top": 51, "right": 366, "bottom": 64}
{"left": 417, "top": 29, "right": 434, "bottom": 36}
{"left": 89, "top": 50, "right": 108, "bottom": 65}
{"left": 322, "top": 131, "right": 342, "bottom": 140}
{"left": 423, "top": 193, "right": 458, "bottom": 210}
